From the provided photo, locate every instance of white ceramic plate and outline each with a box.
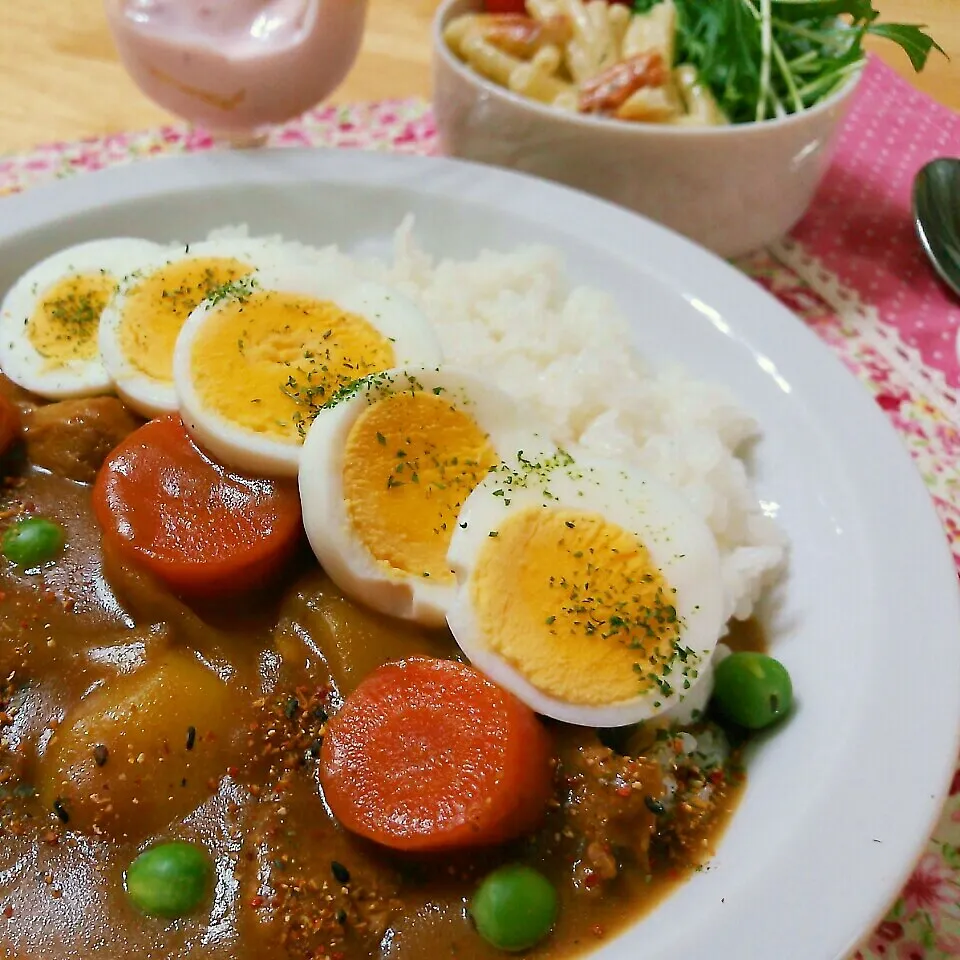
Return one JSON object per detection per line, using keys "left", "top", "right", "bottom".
{"left": 0, "top": 149, "right": 957, "bottom": 960}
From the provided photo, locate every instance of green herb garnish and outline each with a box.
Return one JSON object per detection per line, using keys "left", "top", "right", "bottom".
{"left": 633, "top": 0, "right": 945, "bottom": 124}
{"left": 205, "top": 275, "right": 258, "bottom": 307}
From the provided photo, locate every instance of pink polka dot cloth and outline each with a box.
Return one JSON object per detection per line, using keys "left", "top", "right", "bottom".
{"left": 788, "top": 56, "right": 960, "bottom": 392}
{"left": 0, "top": 57, "right": 959, "bottom": 960}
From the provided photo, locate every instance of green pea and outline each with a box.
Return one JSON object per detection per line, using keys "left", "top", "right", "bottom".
{"left": 712, "top": 651, "right": 793, "bottom": 731}
{"left": 471, "top": 864, "right": 558, "bottom": 953}
{"left": 1, "top": 516, "right": 65, "bottom": 568}
{"left": 125, "top": 841, "right": 211, "bottom": 919}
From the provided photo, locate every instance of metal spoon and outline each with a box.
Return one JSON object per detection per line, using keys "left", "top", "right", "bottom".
{"left": 913, "top": 157, "right": 960, "bottom": 298}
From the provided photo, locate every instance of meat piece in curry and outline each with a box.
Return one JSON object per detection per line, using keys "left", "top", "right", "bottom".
{"left": 0, "top": 376, "right": 760, "bottom": 960}
{"left": 22, "top": 397, "right": 141, "bottom": 484}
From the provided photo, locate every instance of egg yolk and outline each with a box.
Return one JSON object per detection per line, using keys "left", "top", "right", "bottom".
{"left": 190, "top": 292, "right": 395, "bottom": 444}
{"left": 120, "top": 257, "right": 252, "bottom": 382}
{"left": 342, "top": 391, "right": 498, "bottom": 582}
{"left": 470, "top": 508, "right": 683, "bottom": 705}
{"left": 28, "top": 272, "right": 116, "bottom": 366}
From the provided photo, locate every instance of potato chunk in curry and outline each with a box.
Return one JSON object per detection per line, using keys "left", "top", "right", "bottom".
{"left": 273, "top": 570, "right": 451, "bottom": 695}
{"left": 39, "top": 650, "right": 234, "bottom": 838}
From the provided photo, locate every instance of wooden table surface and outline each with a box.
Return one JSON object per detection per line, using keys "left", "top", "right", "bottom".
{"left": 0, "top": 0, "right": 957, "bottom": 154}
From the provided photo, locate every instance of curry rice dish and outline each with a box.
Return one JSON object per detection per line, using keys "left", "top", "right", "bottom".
{"left": 0, "top": 224, "right": 790, "bottom": 958}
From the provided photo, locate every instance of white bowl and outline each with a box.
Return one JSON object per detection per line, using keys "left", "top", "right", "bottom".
{"left": 432, "top": 0, "right": 861, "bottom": 259}
{"left": 0, "top": 149, "right": 957, "bottom": 959}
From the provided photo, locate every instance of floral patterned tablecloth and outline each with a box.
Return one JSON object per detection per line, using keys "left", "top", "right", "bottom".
{"left": 1, "top": 55, "right": 958, "bottom": 959}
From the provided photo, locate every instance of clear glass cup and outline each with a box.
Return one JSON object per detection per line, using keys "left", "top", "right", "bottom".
{"left": 104, "top": 0, "right": 369, "bottom": 146}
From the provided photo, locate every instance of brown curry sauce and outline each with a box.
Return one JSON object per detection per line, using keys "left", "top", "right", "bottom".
{"left": 0, "top": 375, "right": 756, "bottom": 960}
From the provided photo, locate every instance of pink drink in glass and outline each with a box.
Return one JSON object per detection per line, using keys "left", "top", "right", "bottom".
{"left": 105, "top": 0, "right": 369, "bottom": 141}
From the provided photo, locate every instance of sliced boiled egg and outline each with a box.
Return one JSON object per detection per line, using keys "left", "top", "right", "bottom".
{"left": 446, "top": 454, "right": 726, "bottom": 727}
{"left": 298, "top": 366, "right": 555, "bottom": 627}
{"left": 174, "top": 265, "right": 443, "bottom": 478}
{"left": 98, "top": 239, "right": 289, "bottom": 417}
{"left": 0, "top": 238, "right": 162, "bottom": 399}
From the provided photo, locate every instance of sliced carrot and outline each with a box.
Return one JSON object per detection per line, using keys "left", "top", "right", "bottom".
{"left": 92, "top": 414, "right": 302, "bottom": 598}
{"left": 320, "top": 657, "right": 555, "bottom": 852}
{"left": 0, "top": 394, "right": 21, "bottom": 457}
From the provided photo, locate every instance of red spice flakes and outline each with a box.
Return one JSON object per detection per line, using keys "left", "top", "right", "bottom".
{"left": 247, "top": 685, "right": 330, "bottom": 785}
{"left": 249, "top": 798, "right": 401, "bottom": 959}
{"left": 2, "top": 906, "right": 13, "bottom": 919}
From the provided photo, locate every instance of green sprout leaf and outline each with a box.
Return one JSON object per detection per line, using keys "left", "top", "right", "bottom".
{"left": 865, "top": 23, "right": 947, "bottom": 72}
{"left": 631, "top": 0, "right": 946, "bottom": 124}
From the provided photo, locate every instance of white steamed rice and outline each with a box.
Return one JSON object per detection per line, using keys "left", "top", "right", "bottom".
{"left": 206, "top": 220, "right": 787, "bottom": 625}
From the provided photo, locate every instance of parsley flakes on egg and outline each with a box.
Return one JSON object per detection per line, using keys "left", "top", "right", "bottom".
{"left": 98, "top": 238, "right": 294, "bottom": 417}
{"left": 0, "top": 238, "right": 162, "bottom": 400}
{"left": 446, "top": 453, "right": 726, "bottom": 727}
{"left": 298, "top": 366, "right": 555, "bottom": 627}
{"left": 174, "top": 266, "right": 442, "bottom": 477}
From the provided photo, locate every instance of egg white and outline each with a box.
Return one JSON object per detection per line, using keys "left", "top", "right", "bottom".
{"left": 174, "top": 265, "right": 444, "bottom": 477}
{"left": 98, "top": 238, "right": 293, "bottom": 418}
{"left": 446, "top": 455, "right": 726, "bottom": 727}
{"left": 0, "top": 238, "right": 162, "bottom": 400}
{"left": 298, "top": 365, "right": 556, "bottom": 627}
